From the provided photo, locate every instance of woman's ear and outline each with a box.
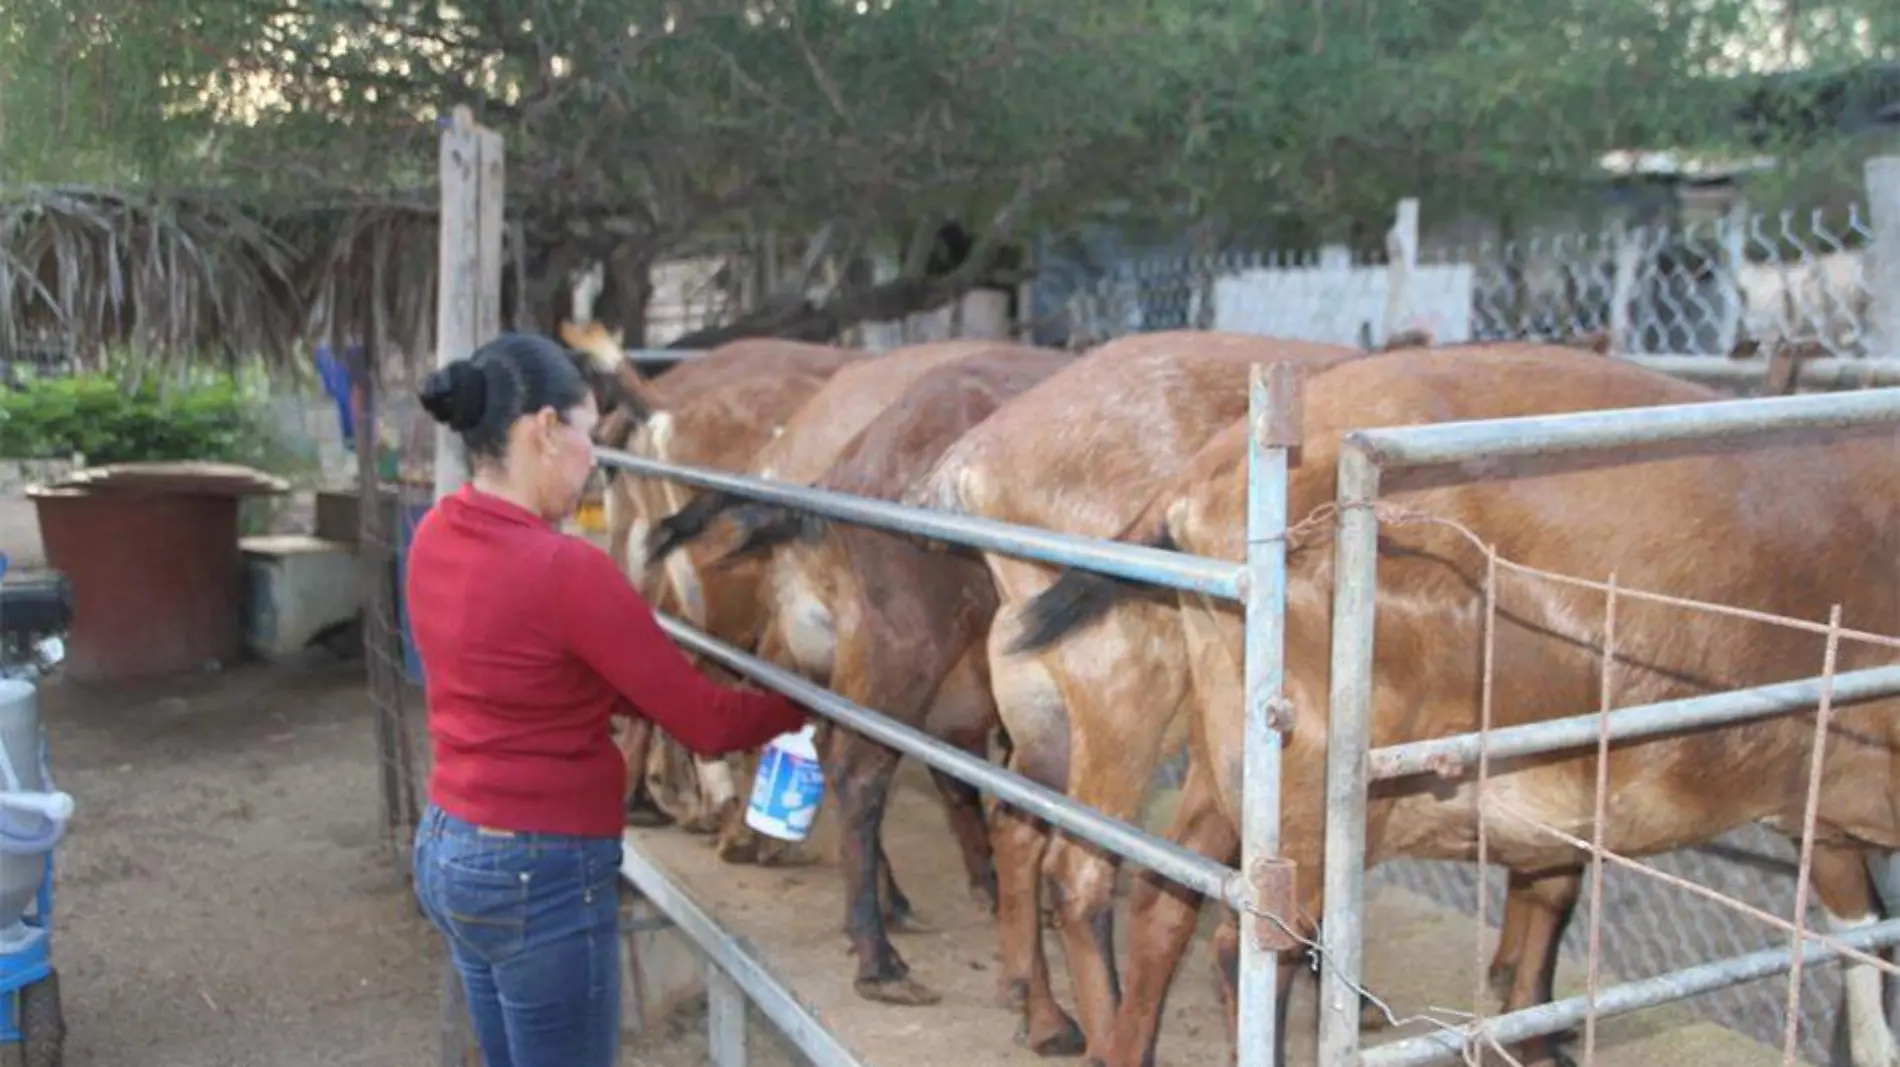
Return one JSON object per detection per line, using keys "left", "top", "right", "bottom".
{"left": 534, "top": 407, "right": 563, "bottom": 455}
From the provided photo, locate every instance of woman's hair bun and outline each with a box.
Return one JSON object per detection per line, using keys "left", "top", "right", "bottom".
{"left": 419, "top": 360, "right": 488, "bottom": 432}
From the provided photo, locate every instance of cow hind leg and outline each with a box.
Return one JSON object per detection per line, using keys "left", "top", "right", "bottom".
{"left": 925, "top": 647, "right": 1003, "bottom": 912}
{"left": 1495, "top": 867, "right": 1582, "bottom": 1067}
{"left": 832, "top": 731, "right": 940, "bottom": 1005}
{"left": 1103, "top": 756, "right": 1237, "bottom": 1067}
{"left": 988, "top": 647, "right": 1083, "bottom": 1053}
{"left": 1810, "top": 842, "right": 1900, "bottom": 1067}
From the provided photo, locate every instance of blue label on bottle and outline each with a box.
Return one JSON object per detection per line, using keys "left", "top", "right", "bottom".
{"left": 747, "top": 744, "right": 824, "bottom": 838}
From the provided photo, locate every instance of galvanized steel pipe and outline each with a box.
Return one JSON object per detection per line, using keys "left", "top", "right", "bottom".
{"left": 595, "top": 448, "right": 1244, "bottom": 600}
{"left": 656, "top": 614, "right": 1246, "bottom": 908}
{"left": 1369, "top": 664, "right": 1900, "bottom": 781}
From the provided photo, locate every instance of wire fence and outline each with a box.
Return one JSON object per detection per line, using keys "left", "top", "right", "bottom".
{"left": 1046, "top": 199, "right": 1887, "bottom": 369}
{"left": 350, "top": 341, "right": 431, "bottom": 870}
{"left": 1051, "top": 208, "right": 1900, "bottom": 1064}
{"left": 1323, "top": 492, "right": 1900, "bottom": 1067}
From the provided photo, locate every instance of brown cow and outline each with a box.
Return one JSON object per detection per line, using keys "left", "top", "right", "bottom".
{"left": 657, "top": 345, "right": 1078, "bottom": 1007}
{"left": 571, "top": 333, "right": 873, "bottom": 831}
{"left": 644, "top": 340, "right": 1053, "bottom": 873}
{"left": 1010, "top": 344, "right": 1900, "bottom": 1067}
{"left": 904, "top": 332, "right": 1361, "bottom": 1057}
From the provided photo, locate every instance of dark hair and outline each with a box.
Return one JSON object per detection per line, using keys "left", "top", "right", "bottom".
{"left": 418, "top": 332, "right": 591, "bottom": 464}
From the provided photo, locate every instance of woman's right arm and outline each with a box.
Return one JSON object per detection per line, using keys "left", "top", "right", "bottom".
{"left": 553, "top": 539, "right": 807, "bottom": 755}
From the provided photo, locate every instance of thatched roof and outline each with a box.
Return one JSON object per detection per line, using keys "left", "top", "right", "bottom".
{"left": 0, "top": 184, "right": 442, "bottom": 383}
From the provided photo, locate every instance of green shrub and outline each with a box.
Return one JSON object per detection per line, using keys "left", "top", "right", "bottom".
{"left": 1, "top": 368, "right": 323, "bottom": 535}
{"left": 0, "top": 373, "right": 265, "bottom": 465}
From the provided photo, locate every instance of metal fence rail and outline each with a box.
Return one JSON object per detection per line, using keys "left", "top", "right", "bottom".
{"left": 1318, "top": 385, "right": 1900, "bottom": 1067}
{"left": 595, "top": 362, "right": 1298, "bottom": 1067}
{"left": 657, "top": 612, "right": 1242, "bottom": 905}
{"left": 593, "top": 448, "right": 1241, "bottom": 598}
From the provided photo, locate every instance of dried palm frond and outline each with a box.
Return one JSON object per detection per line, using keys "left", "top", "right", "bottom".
{"left": 0, "top": 184, "right": 443, "bottom": 382}
{"left": 278, "top": 201, "right": 439, "bottom": 389}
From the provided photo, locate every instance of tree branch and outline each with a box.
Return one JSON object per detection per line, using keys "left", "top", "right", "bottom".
{"left": 665, "top": 179, "right": 1038, "bottom": 349}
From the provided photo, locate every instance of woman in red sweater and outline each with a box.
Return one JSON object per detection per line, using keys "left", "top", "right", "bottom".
{"left": 406, "top": 332, "right": 806, "bottom": 1067}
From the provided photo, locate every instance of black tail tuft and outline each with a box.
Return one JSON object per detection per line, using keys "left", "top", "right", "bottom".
{"left": 646, "top": 491, "right": 737, "bottom": 563}
{"left": 709, "top": 503, "right": 810, "bottom": 568}
{"left": 1007, "top": 529, "right": 1178, "bottom": 655}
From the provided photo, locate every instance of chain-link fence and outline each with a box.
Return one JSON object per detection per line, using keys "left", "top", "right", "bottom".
{"left": 1043, "top": 195, "right": 1890, "bottom": 372}
{"left": 1042, "top": 192, "right": 1900, "bottom": 1064}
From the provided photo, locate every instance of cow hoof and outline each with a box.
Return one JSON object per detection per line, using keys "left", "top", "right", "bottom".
{"left": 1015, "top": 1016, "right": 1086, "bottom": 1058}
{"left": 1486, "top": 964, "right": 1516, "bottom": 1004}
{"left": 715, "top": 837, "right": 759, "bottom": 865}
{"left": 1360, "top": 998, "right": 1389, "bottom": 1031}
{"left": 856, "top": 975, "right": 942, "bottom": 1006}
{"left": 755, "top": 839, "right": 809, "bottom": 867}
{"left": 884, "top": 907, "right": 935, "bottom": 935}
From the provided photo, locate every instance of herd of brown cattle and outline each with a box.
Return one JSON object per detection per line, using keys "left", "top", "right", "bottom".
{"left": 558, "top": 321, "right": 1900, "bottom": 1067}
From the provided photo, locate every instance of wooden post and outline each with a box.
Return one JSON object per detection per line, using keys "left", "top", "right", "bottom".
{"left": 1865, "top": 156, "right": 1900, "bottom": 361}
{"left": 1381, "top": 198, "right": 1419, "bottom": 345}
{"left": 432, "top": 103, "right": 504, "bottom": 1067}
{"left": 433, "top": 105, "right": 506, "bottom": 503}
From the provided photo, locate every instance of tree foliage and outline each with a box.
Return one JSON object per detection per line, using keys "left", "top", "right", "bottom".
{"left": 1, "top": 0, "right": 1893, "bottom": 346}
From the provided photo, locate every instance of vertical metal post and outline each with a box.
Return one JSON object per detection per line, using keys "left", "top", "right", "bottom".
{"left": 1238, "top": 362, "right": 1300, "bottom": 1067}
{"left": 707, "top": 962, "right": 748, "bottom": 1067}
{"left": 1317, "top": 444, "right": 1383, "bottom": 1067}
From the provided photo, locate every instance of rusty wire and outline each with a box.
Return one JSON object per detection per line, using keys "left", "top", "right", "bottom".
{"left": 1582, "top": 573, "right": 1618, "bottom": 1064}
{"left": 1781, "top": 608, "right": 1843, "bottom": 1063}
{"left": 1278, "top": 495, "right": 1900, "bottom": 1065}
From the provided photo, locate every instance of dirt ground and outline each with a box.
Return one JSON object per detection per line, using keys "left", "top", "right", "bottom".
{"left": 43, "top": 658, "right": 441, "bottom": 1067}
{"left": 41, "top": 656, "right": 753, "bottom": 1067}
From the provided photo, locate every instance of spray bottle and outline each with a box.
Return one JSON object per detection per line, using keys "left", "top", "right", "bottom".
{"left": 744, "top": 723, "right": 825, "bottom": 842}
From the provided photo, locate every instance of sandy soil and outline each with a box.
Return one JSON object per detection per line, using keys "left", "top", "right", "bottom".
{"left": 43, "top": 659, "right": 440, "bottom": 1067}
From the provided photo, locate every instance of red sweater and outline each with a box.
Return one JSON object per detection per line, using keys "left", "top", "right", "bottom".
{"left": 404, "top": 485, "right": 807, "bottom": 837}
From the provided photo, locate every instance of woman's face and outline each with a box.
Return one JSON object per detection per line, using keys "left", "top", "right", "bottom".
{"left": 514, "top": 395, "right": 601, "bottom": 521}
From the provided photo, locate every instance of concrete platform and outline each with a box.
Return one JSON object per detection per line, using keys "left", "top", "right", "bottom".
{"left": 620, "top": 762, "right": 1791, "bottom": 1067}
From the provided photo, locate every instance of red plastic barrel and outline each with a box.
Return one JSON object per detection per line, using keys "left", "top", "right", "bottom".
{"left": 26, "top": 463, "right": 286, "bottom": 683}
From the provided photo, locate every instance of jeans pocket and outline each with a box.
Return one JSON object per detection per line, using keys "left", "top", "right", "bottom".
{"left": 581, "top": 840, "right": 624, "bottom": 905}
{"left": 435, "top": 852, "right": 532, "bottom": 962}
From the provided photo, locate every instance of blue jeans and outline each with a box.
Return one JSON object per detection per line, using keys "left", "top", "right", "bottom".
{"left": 413, "top": 804, "right": 624, "bottom": 1067}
